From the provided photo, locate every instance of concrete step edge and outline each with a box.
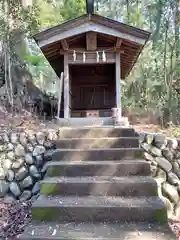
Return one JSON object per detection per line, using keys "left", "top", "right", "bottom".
{"left": 55, "top": 137, "right": 139, "bottom": 140}
{"left": 53, "top": 147, "right": 142, "bottom": 152}
{"left": 17, "top": 222, "right": 177, "bottom": 240}
{"left": 44, "top": 159, "right": 147, "bottom": 167}
{"left": 32, "top": 196, "right": 164, "bottom": 209}
{"left": 41, "top": 176, "right": 155, "bottom": 184}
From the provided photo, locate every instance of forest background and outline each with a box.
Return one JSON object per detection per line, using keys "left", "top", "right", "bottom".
{"left": 0, "top": 0, "right": 179, "bottom": 129}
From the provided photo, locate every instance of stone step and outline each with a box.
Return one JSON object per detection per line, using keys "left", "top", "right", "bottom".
{"left": 52, "top": 148, "right": 143, "bottom": 161}
{"left": 55, "top": 137, "right": 139, "bottom": 149}
{"left": 56, "top": 117, "right": 129, "bottom": 127}
{"left": 32, "top": 196, "right": 167, "bottom": 223}
{"left": 18, "top": 222, "right": 177, "bottom": 240}
{"left": 40, "top": 176, "right": 157, "bottom": 197}
{"left": 58, "top": 127, "right": 136, "bottom": 138}
{"left": 43, "top": 160, "right": 151, "bottom": 177}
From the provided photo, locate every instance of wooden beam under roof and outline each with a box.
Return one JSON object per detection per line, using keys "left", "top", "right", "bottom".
{"left": 86, "top": 32, "right": 97, "bottom": 51}
{"left": 61, "top": 39, "right": 69, "bottom": 50}
{"left": 115, "top": 38, "right": 122, "bottom": 51}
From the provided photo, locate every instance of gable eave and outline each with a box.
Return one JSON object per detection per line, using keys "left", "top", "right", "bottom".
{"left": 33, "top": 14, "right": 150, "bottom": 49}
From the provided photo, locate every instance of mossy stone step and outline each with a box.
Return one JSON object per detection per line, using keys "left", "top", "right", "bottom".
{"left": 58, "top": 127, "right": 136, "bottom": 138}
{"left": 32, "top": 196, "right": 167, "bottom": 223}
{"left": 52, "top": 148, "right": 143, "bottom": 162}
{"left": 40, "top": 176, "right": 158, "bottom": 197}
{"left": 54, "top": 137, "right": 139, "bottom": 149}
{"left": 43, "top": 160, "right": 151, "bottom": 177}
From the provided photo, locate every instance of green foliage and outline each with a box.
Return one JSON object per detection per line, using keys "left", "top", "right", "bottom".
{"left": 166, "top": 125, "right": 180, "bottom": 138}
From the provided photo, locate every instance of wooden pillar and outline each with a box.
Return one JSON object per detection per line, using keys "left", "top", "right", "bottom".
{"left": 64, "top": 53, "right": 70, "bottom": 118}
{"left": 115, "top": 52, "right": 121, "bottom": 116}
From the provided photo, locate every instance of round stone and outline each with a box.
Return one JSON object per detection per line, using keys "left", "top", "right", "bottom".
{"left": 0, "top": 145, "right": 6, "bottom": 152}
{"left": 0, "top": 167, "right": 5, "bottom": 180}
{"left": 3, "top": 159, "right": 12, "bottom": 170}
{"left": 9, "top": 182, "right": 21, "bottom": 197}
{"left": 167, "top": 138, "right": 178, "bottom": 150}
{"left": 173, "top": 162, "right": 179, "bottom": 172}
{"left": 150, "top": 165, "right": 157, "bottom": 177}
{"left": 26, "top": 143, "right": 34, "bottom": 152}
{"left": 47, "top": 130, "right": 57, "bottom": 141}
{"left": 36, "top": 132, "right": 45, "bottom": 145}
{"left": 141, "top": 143, "right": 151, "bottom": 152}
{"left": 10, "top": 133, "right": 18, "bottom": 144}
{"left": 162, "top": 148, "right": 174, "bottom": 161}
{"left": 155, "top": 168, "right": 167, "bottom": 184}
{"left": 144, "top": 152, "right": 154, "bottom": 162}
{"left": 15, "top": 144, "right": 25, "bottom": 157}
{"left": 154, "top": 134, "right": 167, "bottom": 148}
{"left": 7, "top": 151, "right": 15, "bottom": 160}
{"left": 7, "top": 143, "right": 14, "bottom": 151}
{"left": 0, "top": 180, "right": 9, "bottom": 197}
{"left": 25, "top": 153, "right": 34, "bottom": 165}
{"left": 3, "top": 133, "right": 9, "bottom": 143}
{"left": 33, "top": 145, "right": 46, "bottom": 157}
{"left": 15, "top": 166, "right": 28, "bottom": 181}
{"left": 32, "top": 182, "right": 40, "bottom": 195}
{"left": 7, "top": 169, "right": 15, "bottom": 182}
{"left": 35, "top": 155, "right": 43, "bottom": 167}
{"left": 12, "top": 158, "right": 24, "bottom": 169}
{"left": 155, "top": 157, "right": 172, "bottom": 172}
{"left": 150, "top": 147, "right": 162, "bottom": 157}
{"left": 21, "top": 176, "right": 33, "bottom": 189}
{"left": 19, "top": 133, "right": 27, "bottom": 146}
{"left": 29, "top": 165, "right": 40, "bottom": 178}
{"left": 162, "top": 182, "right": 179, "bottom": 204}
{"left": 175, "top": 151, "right": 180, "bottom": 159}
{"left": 44, "top": 141, "right": 54, "bottom": 150}
{"left": 20, "top": 190, "right": 31, "bottom": 201}
{"left": 168, "top": 172, "right": 180, "bottom": 186}
{"left": 28, "top": 133, "right": 37, "bottom": 146}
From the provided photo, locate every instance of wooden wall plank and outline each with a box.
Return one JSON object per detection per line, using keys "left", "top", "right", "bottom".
{"left": 86, "top": 32, "right": 97, "bottom": 51}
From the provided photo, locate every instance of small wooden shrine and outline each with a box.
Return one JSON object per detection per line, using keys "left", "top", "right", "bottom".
{"left": 33, "top": 12, "right": 150, "bottom": 121}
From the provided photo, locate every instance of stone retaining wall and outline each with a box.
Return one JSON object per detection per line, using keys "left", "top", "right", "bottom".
{"left": 0, "top": 129, "right": 58, "bottom": 202}
{"left": 0, "top": 128, "right": 180, "bottom": 219}
{"left": 139, "top": 132, "right": 180, "bottom": 218}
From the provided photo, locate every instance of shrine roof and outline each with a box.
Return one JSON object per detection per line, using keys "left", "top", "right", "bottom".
{"left": 33, "top": 14, "right": 150, "bottom": 79}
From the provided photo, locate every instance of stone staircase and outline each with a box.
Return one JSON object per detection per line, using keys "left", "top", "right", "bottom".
{"left": 19, "top": 127, "right": 176, "bottom": 240}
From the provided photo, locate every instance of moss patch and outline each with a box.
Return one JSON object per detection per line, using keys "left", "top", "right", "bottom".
{"left": 154, "top": 208, "right": 168, "bottom": 224}
{"left": 40, "top": 183, "right": 57, "bottom": 196}
{"left": 32, "top": 207, "right": 58, "bottom": 221}
{"left": 135, "top": 150, "right": 144, "bottom": 159}
{"left": 46, "top": 167, "right": 60, "bottom": 177}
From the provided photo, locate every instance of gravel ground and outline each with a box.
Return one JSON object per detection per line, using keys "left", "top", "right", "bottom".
{"left": 0, "top": 200, "right": 179, "bottom": 239}
{"left": 0, "top": 200, "right": 32, "bottom": 239}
